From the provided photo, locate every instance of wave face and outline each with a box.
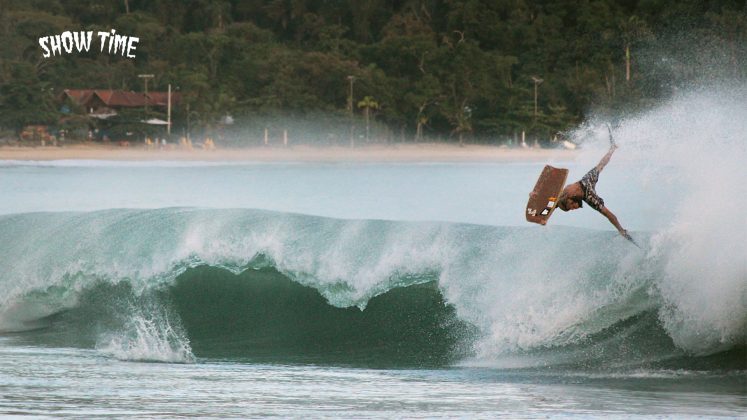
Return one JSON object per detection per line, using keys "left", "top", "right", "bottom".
{"left": 0, "top": 206, "right": 743, "bottom": 369}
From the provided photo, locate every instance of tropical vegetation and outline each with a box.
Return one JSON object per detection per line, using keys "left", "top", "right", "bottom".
{"left": 0, "top": 0, "right": 744, "bottom": 145}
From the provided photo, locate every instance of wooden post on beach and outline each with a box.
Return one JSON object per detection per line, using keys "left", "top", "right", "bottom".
{"left": 167, "top": 84, "right": 172, "bottom": 135}
{"left": 347, "top": 75, "right": 356, "bottom": 148}
{"left": 264, "top": 128, "right": 268, "bottom": 146}
{"left": 283, "top": 130, "right": 288, "bottom": 147}
{"left": 521, "top": 130, "right": 527, "bottom": 148}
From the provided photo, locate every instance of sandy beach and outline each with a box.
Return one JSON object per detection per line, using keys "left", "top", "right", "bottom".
{"left": 0, "top": 143, "right": 578, "bottom": 162}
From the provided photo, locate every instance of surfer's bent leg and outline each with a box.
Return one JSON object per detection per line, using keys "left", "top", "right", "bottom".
{"left": 595, "top": 144, "right": 617, "bottom": 173}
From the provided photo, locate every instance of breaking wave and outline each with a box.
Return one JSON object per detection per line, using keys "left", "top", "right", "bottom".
{"left": 0, "top": 206, "right": 742, "bottom": 369}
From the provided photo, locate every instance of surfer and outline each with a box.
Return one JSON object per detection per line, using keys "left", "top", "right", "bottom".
{"left": 555, "top": 133, "right": 635, "bottom": 243}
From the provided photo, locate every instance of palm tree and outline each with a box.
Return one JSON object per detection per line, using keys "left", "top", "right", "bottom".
{"left": 415, "top": 114, "right": 428, "bottom": 143}
{"left": 357, "top": 96, "right": 379, "bottom": 142}
{"left": 619, "top": 15, "right": 651, "bottom": 84}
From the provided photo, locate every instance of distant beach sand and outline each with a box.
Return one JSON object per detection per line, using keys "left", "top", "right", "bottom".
{"left": 0, "top": 143, "right": 579, "bottom": 162}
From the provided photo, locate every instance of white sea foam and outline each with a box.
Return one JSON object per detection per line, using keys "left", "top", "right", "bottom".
{"left": 608, "top": 86, "right": 747, "bottom": 354}
{"left": 96, "top": 304, "right": 195, "bottom": 364}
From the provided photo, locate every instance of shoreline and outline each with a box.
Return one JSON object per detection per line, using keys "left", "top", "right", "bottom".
{"left": 0, "top": 143, "right": 579, "bottom": 163}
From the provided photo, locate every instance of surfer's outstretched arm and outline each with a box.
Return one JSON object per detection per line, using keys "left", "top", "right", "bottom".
{"left": 600, "top": 207, "right": 634, "bottom": 243}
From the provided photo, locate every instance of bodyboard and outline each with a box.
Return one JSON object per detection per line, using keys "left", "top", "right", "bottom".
{"left": 526, "top": 165, "right": 569, "bottom": 224}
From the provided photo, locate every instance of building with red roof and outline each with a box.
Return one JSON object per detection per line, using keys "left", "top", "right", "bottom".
{"left": 59, "top": 89, "right": 181, "bottom": 117}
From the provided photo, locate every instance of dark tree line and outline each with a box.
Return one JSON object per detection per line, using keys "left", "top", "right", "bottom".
{"left": 0, "top": 0, "right": 744, "bottom": 145}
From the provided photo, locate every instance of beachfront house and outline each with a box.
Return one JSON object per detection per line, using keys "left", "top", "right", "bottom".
{"left": 57, "top": 89, "right": 181, "bottom": 142}
{"left": 58, "top": 89, "right": 181, "bottom": 119}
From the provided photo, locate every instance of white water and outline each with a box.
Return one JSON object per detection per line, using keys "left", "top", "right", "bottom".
{"left": 95, "top": 300, "right": 195, "bottom": 364}
{"left": 585, "top": 86, "right": 747, "bottom": 355}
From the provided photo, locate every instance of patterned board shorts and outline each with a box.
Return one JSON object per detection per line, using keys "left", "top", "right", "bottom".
{"left": 580, "top": 167, "right": 605, "bottom": 211}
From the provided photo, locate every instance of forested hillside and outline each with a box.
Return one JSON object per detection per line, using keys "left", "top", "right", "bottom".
{"left": 0, "top": 0, "right": 744, "bottom": 144}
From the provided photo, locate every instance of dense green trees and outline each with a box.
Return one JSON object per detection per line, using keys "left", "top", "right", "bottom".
{"left": 0, "top": 0, "right": 744, "bottom": 144}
